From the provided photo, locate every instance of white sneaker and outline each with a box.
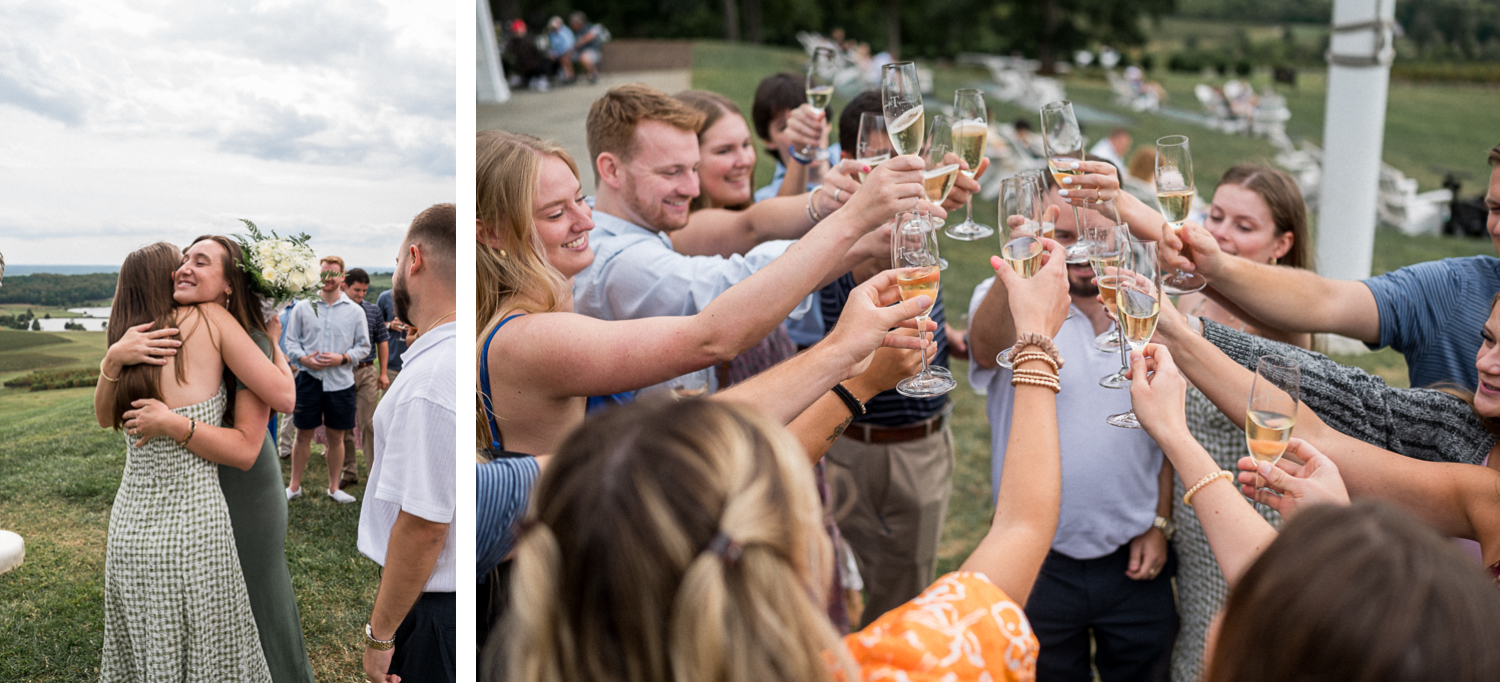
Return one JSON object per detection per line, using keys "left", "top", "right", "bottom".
{"left": 327, "top": 488, "right": 357, "bottom": 504}
{"left": 285, "top": 486, "right": 302, "bottom": 501}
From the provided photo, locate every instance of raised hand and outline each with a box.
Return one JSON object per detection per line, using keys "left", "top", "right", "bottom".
{"left": 825, "top": 268, "right": 936, "bottom": 378}
{"left": 841, "top": 154, "right": 928, "bottom": 232}
{"left": 784, "top": 103, "right": 828, "bottom": 154}
{"left": 1055, "top": 159, "right": 1120, "bottom": 206}
{"left": 1160, "top": 220, "right": 1224, "bottom": 278}
{"left": 846, "top": 328, "right": 938, "bottom": 393}
{"left": 1235, "top": 439, "right": 1352, "bottom": 520}
{"left": 942, "top": 157, "right": 990, "bottom": 213}
{"left": 1126, "top": 343, "right": 1190, "bottom": 440}
{"left": 122, "top": 398, "right": 186, "bottom": 448}
{"left": 991, "top": 236, "right": 1070, "bottom": 338}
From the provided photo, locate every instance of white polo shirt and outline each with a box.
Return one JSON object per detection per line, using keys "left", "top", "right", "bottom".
{"left": 357, "top": 321, "right": 456, "bottom": 592}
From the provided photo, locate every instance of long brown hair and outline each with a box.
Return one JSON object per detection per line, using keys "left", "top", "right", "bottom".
{"left": 1216, "top": 164, "right": 1313, "bottom": 271}
{"left": 1209, "top": 501, "right": 1500, "bottom": 680}
{"left": 489, "top": 398, "right": 851, "bottom": 681}
{"left": 1430, "top": 292, "right": 1500, "bottom": 436}
{"left": 676, "top": 90, "right": 752, "bottom": 212}
{"left": 105, "top": 243, "right": 188, "bottom": 429}
{"left": 185, "top": 235, "right": 268, "bottom": 427}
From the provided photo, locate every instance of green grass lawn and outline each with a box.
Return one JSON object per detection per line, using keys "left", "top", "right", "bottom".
{"left": 691, "top": 38, "right": 1485, "bottom": 577}
{"left": 0, "top": 344, "right": 375, "bottom": 680}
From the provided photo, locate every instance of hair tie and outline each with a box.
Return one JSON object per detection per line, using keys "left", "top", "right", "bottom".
{"left": 706, "top": 531, "right": 743, "bottom": 565}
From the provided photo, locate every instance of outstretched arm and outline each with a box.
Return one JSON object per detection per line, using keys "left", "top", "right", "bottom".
{"left": 199, "top": 304, "right": 296, "bottom": 413}
{"left": 671, "top": 164, "right": 859, "bottom": 258}
{"left": 121, "top": 388, "right": 271, "bottom": 470}
{"left": 1129, "top": 343, "right": 1279, "bottom": 586}
{"left": 958, "top": 238, "right": 1071, "bottom": 604}
{"left": 95, "top": 322, "right": 183, "bottom": 428}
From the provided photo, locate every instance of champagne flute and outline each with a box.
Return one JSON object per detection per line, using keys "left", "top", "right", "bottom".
{"left": 946, "top": 88, "right": 993, "bottom": 241}
{"left": 798, "top": 47, "right": 838, "bottom": 160}
{"left": 1084, "top": 214, "right": 1128, "bottom": 353}
{"left": 1247, "top": 355, "right": 1300, "bottom": 501}
{"left": 892, "top": 210, "right": 956, "bottom": 397}
{"left": 855, "top": 112, "right": 892, "bottom": 183}
{"left": 922, "top": 115, "right": 961, "bottom": 206}
{"left": 993, "top": 172, "right": 1048, "bottom": 369}
{"left": 1107, "top": 237, "right": 1161, "bottom": 429}
{"left": 1156, "top": 135, "right": 1208, "bottom": 295}
{"left": 1039, "top": 100, "right": 1090, "bottom": 265}
{"left": 881, "top": 63, "right": 925, "bottom": 158}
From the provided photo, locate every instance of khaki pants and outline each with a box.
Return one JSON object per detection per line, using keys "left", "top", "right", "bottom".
{"left": 341, "top": 364, "right": 380, "bottom": 482}
{"left": 824, "top": 424, "right": 953, "bottom": 628}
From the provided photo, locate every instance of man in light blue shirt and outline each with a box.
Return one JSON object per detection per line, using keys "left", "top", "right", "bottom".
{"left": 572, "top": 83, "right": 923, "bottom": 394}
{"left": 284, "top": 255, "right": 371, "bottom": 504}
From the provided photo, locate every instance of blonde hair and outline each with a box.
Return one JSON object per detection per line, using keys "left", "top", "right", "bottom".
{"left": 489, "top": 398, "right": 855, "bottom": 681}
{"left": 585, "top": 83, "right": 705, "bottom": 186}
{"left": 318, "top": 255, "right": 345, "bottom": 272}
{"left": 475, "top": 130, "right": 577, "bottom": 450}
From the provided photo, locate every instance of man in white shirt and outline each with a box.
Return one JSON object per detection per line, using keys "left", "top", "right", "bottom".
{"left": 968, "top": 183, "right": 1176, "bottom": 680}
{"left": 572, "top": 83, "right": 923, "bottom": 392}
{"left": 359, "top": 204, "right": 456, "bottom": 683}
{"left": 283, "top": 255, "right": 371, "bottom": 503}
{"left": 1088, "top": 128, "right": 1131, "bottom": 172}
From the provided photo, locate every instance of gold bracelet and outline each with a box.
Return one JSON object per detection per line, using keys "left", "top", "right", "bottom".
{"left": 179, "top": 418, "right": 197, "bottom": 447}
{"left": 1010, "top": 375, "right": 1061, "bottom": 393}
{"left": 99, "top": 359, "right": 119, "bottom": 383}
{"left": 1011, "top": 351, "right": 1060, "bottom": 373}
{"left": 1183, "top": 471, "right": 1234, "bottom": 507}
{"left": 366, "top": 622, "right": 395, "bottom": 651}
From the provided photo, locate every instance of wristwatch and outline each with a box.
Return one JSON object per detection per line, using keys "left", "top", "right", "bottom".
{"left": 1153, "top": 515, "right": 1175, "bottom": 541}
{"left": 365, "top": 622, "right": 394, "bottom": 651}
{"left": 341, "top": 354, "right": 349, "bottom": 366}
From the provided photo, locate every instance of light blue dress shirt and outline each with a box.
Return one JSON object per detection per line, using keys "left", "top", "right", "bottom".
{"left": 282, "top": 292, "right": 371, "bottom": 392}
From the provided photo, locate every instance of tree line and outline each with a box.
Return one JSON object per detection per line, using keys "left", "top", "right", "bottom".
{"left": 0, "top": 273, "right": 117, "bottom": 307}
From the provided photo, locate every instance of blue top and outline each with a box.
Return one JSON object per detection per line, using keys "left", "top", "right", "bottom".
{"left": 820, "top": 272, "right": 949, "bottom": 426}
{"left": 282, "top": 292, "right": 371, "bottom": 391}
{"left": 1363, "top": 255, "right": 1500, "bottom": 390}
{"left": 479, "top": 313, "right": 632, "bottom": 451}
{"left": 752, "top": 143, "right": 843, "bottom": 204}
{"left": 377, "top": 290, "right": 407, "bottom": 372}
{"left": 546, "top": 25, "right": 574, "bottom": 59}
{"left": 477, "top": 456, "right": 541, "bottom": 581}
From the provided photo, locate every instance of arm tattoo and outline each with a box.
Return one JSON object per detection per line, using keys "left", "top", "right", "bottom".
{"left": 826, "top": 416, "right": 854, "bottom": 442}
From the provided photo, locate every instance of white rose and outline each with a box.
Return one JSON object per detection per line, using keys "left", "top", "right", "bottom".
{"left": 261, "top": 267, "right": 276, "bottom": 282}
{"left": 288, "top": 270, "right": 307, "bottom": 290}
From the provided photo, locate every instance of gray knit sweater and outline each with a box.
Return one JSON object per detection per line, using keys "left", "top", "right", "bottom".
{"left": 1202, "top": 320, "right": 1493, "bottom": 466}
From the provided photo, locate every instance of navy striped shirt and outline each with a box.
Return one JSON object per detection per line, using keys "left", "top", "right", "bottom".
{"left": 477, "top": 456, "right": 540, "bottom": 581}
{"left": 358, "top": 300, "right": 390, "bottom": 365}
{"left": 1364, "top": 255, "right": 1500, "bottom": 391}
{"left": 820, "top": 273, "right": 949, "bottom": 426}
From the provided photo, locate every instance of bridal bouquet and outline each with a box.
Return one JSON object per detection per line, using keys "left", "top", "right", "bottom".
{"left": 233, "top": 219, "right": 326, "bottom": 319}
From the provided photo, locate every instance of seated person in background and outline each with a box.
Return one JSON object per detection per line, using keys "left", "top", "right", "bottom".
{"left": 1128, "top": 343, "right": 1500, "bottom": 680}
{"left": 752, "top": 72, "right": 840, "bottom": 202}
{"left": 483, "top": 242, "right": 1072, "bottom": 681}
{"left": 560, "top": 11, "right": 604, "bottom": 85}
{"left": 543, "top": 16, "right": 573, "bottom": 77}
{"left": 500, "top": 19, "right": 553, "bottom": 90}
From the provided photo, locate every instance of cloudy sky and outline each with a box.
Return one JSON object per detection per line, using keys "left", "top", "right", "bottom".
{"left": 0, "top": 0, "right": 455, "bottom": 270}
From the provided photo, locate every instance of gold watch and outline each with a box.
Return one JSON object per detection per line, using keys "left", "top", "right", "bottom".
{"left": 365, "top": 622, "right": 395, "bottom": 651}
{"left": 1153, "top": 515, "right": 1175, "bottom": 541}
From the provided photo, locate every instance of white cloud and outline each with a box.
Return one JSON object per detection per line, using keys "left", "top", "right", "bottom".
{"left": 0, "top": 0, "right": 454, "bottom": 268}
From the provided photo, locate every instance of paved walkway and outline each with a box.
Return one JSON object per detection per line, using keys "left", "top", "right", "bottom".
{"left": 479, "top": 69, "right": 692, "bottom": 189}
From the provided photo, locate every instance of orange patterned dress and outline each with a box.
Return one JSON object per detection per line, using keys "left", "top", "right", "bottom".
{"left": 845, "top": 571, "right": 1039, "bottom": 681}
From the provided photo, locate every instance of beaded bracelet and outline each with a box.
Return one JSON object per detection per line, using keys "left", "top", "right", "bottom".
{"left": 831, "top": 383, "right": 866, "bottom": 418}
{"left": 1010, "top": 374, "right": 1061, "bottom": 394}
{"left": 1183, "top": 471, "right": 1234, "bottom": 506}
{"left": 1010, "top": 351, "right": 1060, "bottom": 373}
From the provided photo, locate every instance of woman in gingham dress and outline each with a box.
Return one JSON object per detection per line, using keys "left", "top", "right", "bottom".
{"left": 94, "top": 242, "right": 295, "bottom": 681}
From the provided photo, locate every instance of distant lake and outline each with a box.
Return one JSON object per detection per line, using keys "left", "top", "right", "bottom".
{"left": 5, "top": 265, "right": 120, "bottom": 276}
{"left": 68, "top": 307, "right": 112, "bottom": 318}
{"left": 35, "top": 318, "right": 108, "bottom": 332}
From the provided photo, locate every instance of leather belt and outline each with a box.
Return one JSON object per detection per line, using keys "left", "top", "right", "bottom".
{"left": 358, "top": 361, "right": 375, "bottom": 368}
{"left": 841, "top": 411, "right": 948, "bottom": 444}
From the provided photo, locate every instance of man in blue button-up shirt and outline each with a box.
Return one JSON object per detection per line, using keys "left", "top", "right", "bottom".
{"left": 284, "top": 255, "right": 371, "bottom": 504}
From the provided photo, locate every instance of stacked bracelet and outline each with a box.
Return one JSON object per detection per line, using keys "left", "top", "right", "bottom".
{"left": 1010, "top": 350, "right": 1059, "bottom": 373}
{"left": 1183, "top": 470, "right": 1234, "bottom": 506}
{"left": 805, "top": 186, "right": 827, "bottom": 224}
{"left": 1010, "top": 369, "right": 1060, "bottom": 393}
{"left": 831, "top": 383, "right": 866, "bottom": 418}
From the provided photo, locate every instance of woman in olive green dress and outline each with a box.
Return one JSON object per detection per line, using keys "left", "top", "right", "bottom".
{"left": 103, "top": 235, "right": 315, "bottom": 682}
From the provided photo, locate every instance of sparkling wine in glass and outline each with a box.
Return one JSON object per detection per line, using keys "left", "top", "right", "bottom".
{"left": 992, "top": 173, "right": 1048, "bottom": 368}
{"left": 1107, "top": 238, "right": 1161, "bottom": 429}
{"left": 892, "top": 210, "right": 956, "bottom": 397}
{"left": 855, "top": 112, "right": 892, "bottom": 183}
{"left": 1084, "top": 216, "right": 1128, "bottom": 353}
{"left": 946, "top": 88, "right": 993, "bottom": 241}
{"left": 922, "top": 115, "right": 961, "bottom": 205}
{"left": 1156, "top": 135, "right": 1208, "bottom": 295}
{"left": 1247, "top": 355, "right": 1300, "bottom": 500}
{"left": 881, "top": 63, "right": 925, "bottom": 157}
{"left": 1039, "top": 100, "right": 1090, "bottom": 265}
{"left": 798, "top": 47, "right": 838, "bottom": 159}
